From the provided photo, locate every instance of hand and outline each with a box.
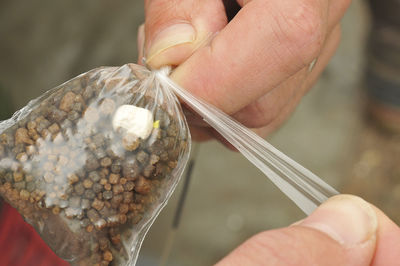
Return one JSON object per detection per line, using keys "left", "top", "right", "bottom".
{"left": 217, "top": 195, "right": 400, "bottom": 266}
{"left": 139, "top": 0, "right": 351, "bottom": 142}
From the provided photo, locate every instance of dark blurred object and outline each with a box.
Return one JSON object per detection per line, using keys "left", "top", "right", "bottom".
{"left": 223, "top": 0, "right": 241, "bottom": 21}
{"left": 366, "top": 0, "right": 400, "bottom": 132}
{"left": 369, "top": 0, "right": 400, "bottom": 26}
{"left": 0, "top": 203, "right": 68, "bottom": 266}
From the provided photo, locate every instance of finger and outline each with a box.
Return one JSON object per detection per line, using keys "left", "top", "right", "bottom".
{"left": 234, "top": 24, "right": 341, "bottom": 128}
{"left": 237, "top": 0, "right": 351, "bottom": 33}
{"left": 171, "top": 0, "right": 348, "bottom": 114}
{"left": 144, "top": 0, "right": 227, "bottom": 68}
{"left": 217, "top": 195, "right": 379, "bottom": 266}
{"left": 189, "top": 124, "right": 214, "bottom": 142}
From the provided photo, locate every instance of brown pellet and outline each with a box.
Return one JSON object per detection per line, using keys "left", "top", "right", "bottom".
{"left": 68, "top": 174, "right": 79, "bottom": 185}
{"left": 59, "top": 91, "right": 76, "bottom": 112}
{"left": 122, "top": 133, "right": 139, "bottom": 151}
{"left": 103, "top": 191, "right": 113, "bottom": 200}
{"left": 15, "top": 128, "right": 34, "bottom": 145}
{"left": 104, "top": 183, "right": 112, "bottom": 191}
{"left": 84, "top": 189, "right": 96, "bottom": 199}
{"left": 52, "top": 206, "right": 61, "bottom": 215}
{"left": 119, "top": 204, "right": 129, "bottom": 214}
{"left": 92, "top": 198, "right": 105, "bottom": 211}
{"left": 135, "top": 177, "right": 151, "bottom": 195}
{"left": 99, "top": 98, "right": 116, "bottom": 115}
{"left": 48, "top": 123, "right": 60, "bottom": 134}
{"left": 123, "top": 192, "right": 133, "bottom": 204}
{"left": 124, "top": 181, "right": 135, "bottom": 192}
{"left": 109, "top": 174, "right": 119, "bottom": 185}
{"left": 99, "top": 237, "right": 110, "bottom": 251}
{"left": 95, "top": 219, "right": 107, "bottom": 230}
{"left": 118, "top": 214, "right": 127, "bottom": 224}
{"left": 136, "top": 151, "right": 149, "bottom": 165}
{"left": 13, "top": 172, "right": 24, "bottom": 182}
{"left": 16, "top": 152, "right": 28, "bottom": 162}
{"left": 83, "top": 179, "right": 94, "bottom": 189}
{"left": 103, "top": 251, "right": 113, "bottom": 262}
{"left": 149, "top": 154, "right": 160, "bottom": 165}
{"left": 20, "top": 190, "right": 30, "bottom": 201}
{"left": 86, "top": 224, "right": 94, "bottom": 233}
{"left": 89, "top": 171, "right": 101, "bottom": 182}
{"left": 112, "top": 184, "right": 124, "bottom": 195}
{"left": 110, "top": 234, "right": 121, "bottom": 245}
{"left": 87, "top": 209, "right": 100, "bottom": 223}
{"left": 93, "top": 183, "right": 103, "bottom": 194}
{"left": 74, "top": 183, "right": 85, "bottom": 195}
{"left": 100, "top": 157, "right": 112, "bottom": 168}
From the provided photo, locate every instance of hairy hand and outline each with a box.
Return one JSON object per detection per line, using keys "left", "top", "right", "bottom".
{"left": 139, "top": 0, "right": 351, "bottom": 141}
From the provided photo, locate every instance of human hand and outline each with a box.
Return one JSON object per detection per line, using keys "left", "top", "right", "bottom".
{"left": 217, "top": 195, "right": 400, "bottom": 266}
{"left": 138, "top": 0, "right": 351, "bottom": 142}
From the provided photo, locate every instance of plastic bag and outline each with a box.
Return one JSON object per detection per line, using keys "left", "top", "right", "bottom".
{"left": 0, "top": 64, "right": 190, "bottom": 265}
{"left": 0, "top": 63, "right": 338, "bottom": 265}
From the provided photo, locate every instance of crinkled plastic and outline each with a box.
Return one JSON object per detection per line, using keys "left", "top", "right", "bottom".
{"left": 0, "top": 63, "right": 339, "bottom": 266}
{"left": 0, "top": 64, "right": 190, "bottom": 265}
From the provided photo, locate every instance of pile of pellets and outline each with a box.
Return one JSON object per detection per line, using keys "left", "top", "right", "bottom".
{"left": 0, "top": 68, "right": 188, "bottom": 265}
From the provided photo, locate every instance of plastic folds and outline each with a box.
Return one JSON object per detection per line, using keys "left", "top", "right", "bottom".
{"left": 0, "top": 63, "right": 338, "bottom": 265}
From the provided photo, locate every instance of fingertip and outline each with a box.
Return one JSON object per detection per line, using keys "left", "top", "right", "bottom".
{"left": 146, "top": 24, "right": 216, "bottom": 69}
{"left": 300, "top": 195, "right": 378, "bottom": 247}
{"left": 143, "top": 0, "right": 227, "bottom": 69}
{"left": 146, "top": 23, "right": 196, "bottom": 68}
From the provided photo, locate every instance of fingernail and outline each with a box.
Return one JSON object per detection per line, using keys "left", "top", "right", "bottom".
{"left": 137, "top": 24, "right": 145, "bottom": 65}
{"left": 308, "top": 58, "right": 318, "bottom": 73}
{"left": 147, "top": 23, "right": 196, "bottom": 63}
{"left": 299, "top": 195, "right": 378, "bottom": 247}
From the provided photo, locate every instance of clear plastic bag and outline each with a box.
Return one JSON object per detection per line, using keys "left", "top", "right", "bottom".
{"left": 0, "top": 64, "right": 190, "bottom": 265}
{"left": 0, "top": 63, "right": 338, "bottom": 265}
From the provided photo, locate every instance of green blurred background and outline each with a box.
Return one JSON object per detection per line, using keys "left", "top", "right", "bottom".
{"left": 1, "top": 1, "right": 399, "bottom": 265}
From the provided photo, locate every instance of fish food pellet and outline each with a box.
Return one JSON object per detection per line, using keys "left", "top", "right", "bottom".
{"left": 0, "top": 64, "right": 189, "bottom": 266}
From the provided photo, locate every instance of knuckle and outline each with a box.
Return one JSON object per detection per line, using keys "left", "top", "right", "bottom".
{"left": 234, "top": 103, "right": 273, "bottom": 128}
{"left": 277, "top": 1, "right": 326, "bottom": 65}
{"left": 249, "top": 101, "right": 280, "bottom": 128}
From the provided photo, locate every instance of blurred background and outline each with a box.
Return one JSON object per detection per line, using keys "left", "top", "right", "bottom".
{"left": 0, "top": 0, "right": 399, "bottom": 265}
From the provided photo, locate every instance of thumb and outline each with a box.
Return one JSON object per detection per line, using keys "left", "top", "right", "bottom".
{"left": 143, "top": 0, "right": 227, "bottom": 69}
{"left": 217, "top": 195, "right": 380, "bottom": 266}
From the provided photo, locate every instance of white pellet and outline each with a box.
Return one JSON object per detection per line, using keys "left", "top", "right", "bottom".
{"left": 112, "top": 105, "right": 154, "bottom": 139}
